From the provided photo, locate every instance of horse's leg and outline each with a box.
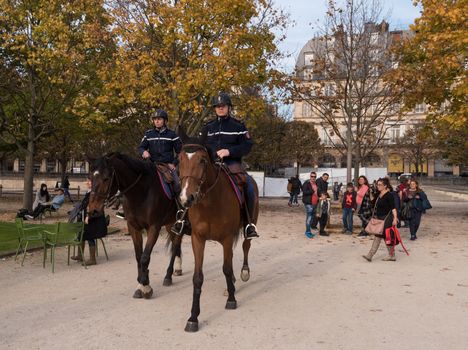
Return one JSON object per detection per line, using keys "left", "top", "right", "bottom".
{"left": 136, "top": 225, "right": 161, "bottom": 299}
{"left": 129, "top": 225, "right": 145, "bottom": 299}
{"left": 240, "top": 238, "right": 251, "bottom": 282}
{"left": 163, "top": 232, "right": 182, "bottom": 286}
{"left": 174, "top": 246, "right": 183, "bottom": 276}
{"left": 185, "top": 235, "right": 206, "bottom": 333}
{"left": 223, "top": 238, "right": 237, "bottom": 310}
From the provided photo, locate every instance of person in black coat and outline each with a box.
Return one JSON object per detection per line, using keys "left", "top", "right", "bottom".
{"left": 316, "top": 173, "right": 329, "bottom": 197}
{"left": 288, "top": 175, "right": 302, "bottom": 206}
{"left": 71, "top": 177, "right": 107, "bottom": 265}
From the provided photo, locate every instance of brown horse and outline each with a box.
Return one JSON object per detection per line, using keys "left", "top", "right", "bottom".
{"left": 87, "top": 153, "right": 183, "bottom": 298}
{"left": 177, "top": 137, "right": 259, "bottom": 332}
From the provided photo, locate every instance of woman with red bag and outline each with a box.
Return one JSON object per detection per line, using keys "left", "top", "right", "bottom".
{"left": 362, "top": 178, "right": 399, "bottom": 262}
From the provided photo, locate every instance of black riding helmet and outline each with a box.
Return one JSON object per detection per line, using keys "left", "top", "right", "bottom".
{"left": 211, "top": 92, "right": 232, "bottom": 107}
{"left": 151, "top": 109, "right": 168, "bottom": 120}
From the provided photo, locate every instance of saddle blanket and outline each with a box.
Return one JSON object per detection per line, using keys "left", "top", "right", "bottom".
{"left": 157, "top": 169, "right": 173, "bottom": 200}
{"left": 219, "top": 166, "right": 245, "bottom": 207}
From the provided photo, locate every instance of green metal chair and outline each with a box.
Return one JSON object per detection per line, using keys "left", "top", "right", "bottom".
{"left": 43, "top": 221, "right": 85, "bottom": 273}
{"left": 14, "top": 218, "right": 45, "bottom": 266}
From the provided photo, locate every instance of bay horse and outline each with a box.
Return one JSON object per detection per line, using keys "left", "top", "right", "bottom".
{"left": 87, "top": 152, "right": 183, "bottom": 298}
{"left": 177, "top": 134, "right": 259, "bottom": 332}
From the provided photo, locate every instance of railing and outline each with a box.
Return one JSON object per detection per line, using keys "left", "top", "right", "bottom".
{"left": 0, "top": 185, "right": 82, "bottom": 200}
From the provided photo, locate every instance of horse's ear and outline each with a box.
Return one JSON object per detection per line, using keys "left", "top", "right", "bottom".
{"left": 177, "top": 124, "right": 190, "bottom": 144}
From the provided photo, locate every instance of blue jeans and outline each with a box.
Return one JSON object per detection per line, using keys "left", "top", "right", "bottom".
{"left": 342, "top": 207, "right": 353, "bottom": 232}
{"left": 304, "top": 204, "right": 317, "bottom": 233}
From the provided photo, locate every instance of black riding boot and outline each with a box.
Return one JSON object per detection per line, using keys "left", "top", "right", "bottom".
{"left": 244, "top": 185, "right": 259, "bottom": 240}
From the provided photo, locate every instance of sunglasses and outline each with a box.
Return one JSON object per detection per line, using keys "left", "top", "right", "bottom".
{"left": 310, "top": 175, "right": 316, "bottom": 178}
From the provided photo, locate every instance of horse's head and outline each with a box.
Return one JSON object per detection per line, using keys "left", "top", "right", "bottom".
{"left": 88, "top": 155, "right": 117, "bottom": 217}
{"left": 177, "top": 125, "right": 212, "bottom": 207}
{"left": 178, "top": 144, "right": 212, "bottom": 207}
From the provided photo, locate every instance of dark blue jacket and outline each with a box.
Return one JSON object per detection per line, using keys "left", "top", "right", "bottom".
{"left": 201, "top": 115, "right": 253, "bottom": 163}
{"left": 137, "top": 127, "right": 182, "bottom": 165}
{"left": 406, "top": 190, "right": 431, "bottom": 213}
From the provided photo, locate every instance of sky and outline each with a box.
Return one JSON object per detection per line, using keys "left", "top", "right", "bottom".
{"left": 274, "top": 0, "right": 422, "bottom": 71}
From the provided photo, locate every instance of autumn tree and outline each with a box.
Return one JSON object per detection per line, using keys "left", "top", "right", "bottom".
{"left": 282, "top": 120, "right": 321, "bottom": 175}
{"left": 396, "top": 124, "right": 438, "bottom": 176}
{"left": 99, "top": 0, "right": 287, "bottom": 135}
{"left": 392, "top": 0, "right": 468, "bottom": 165}
{"left": 0, "top": 0, "right": 114, "bottom": 209}
{"left": 293, "top": 0, "right": 404, "bottom": 182}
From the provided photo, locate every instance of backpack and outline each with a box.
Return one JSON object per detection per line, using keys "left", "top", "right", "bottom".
{"left": 385, "top": 226, "right": 409, "bottom": 256}
{"left": 16, "top": 208, "right": 30, "bottom": 219}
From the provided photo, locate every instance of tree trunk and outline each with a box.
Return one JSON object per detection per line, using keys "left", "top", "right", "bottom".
{"left": 346, "top": 122, "right": 353, "bottom": 183}
{"left": 23, "top": 118, "right": 35, "bottom": 211}
{"left": 353, "top": 157, "right": 360, "bottom": 185}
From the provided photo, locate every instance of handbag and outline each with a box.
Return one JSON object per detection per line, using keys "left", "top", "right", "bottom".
{"left": 365, "top": 197, "right": 390, "bottom": 235}
{"left": 401, "top": 201, "right": 413, "bottom": 221}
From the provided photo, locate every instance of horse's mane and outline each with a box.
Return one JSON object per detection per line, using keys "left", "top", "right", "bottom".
{"left": 107, "top": 152, "right": 155, "bottom": 175}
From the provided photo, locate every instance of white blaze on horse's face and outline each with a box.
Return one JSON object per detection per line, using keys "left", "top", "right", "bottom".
{"left": 180, "top": 180, "right": 190, "bottom": 206}
{"left": 93, "top": 170, "right": 99, "bottom": 176}
{"left": 186, "top": 152, "right": 195, "bottom": 160}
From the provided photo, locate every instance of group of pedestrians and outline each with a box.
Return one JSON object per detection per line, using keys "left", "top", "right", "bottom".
{"left": 299, "top": 172, "right": 432, "bottom": 261}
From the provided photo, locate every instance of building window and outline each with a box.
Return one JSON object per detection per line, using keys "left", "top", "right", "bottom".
{"left": 324, "top": 83, "right": 334, "bottom": 96}
{"left": 321, "top": 128, "right": 333, "bottom": 146}
{"left": 302, "top": 102, "right": 312, "bottom": 117}
{"left": 72, "top": 161, "right": 86, "bottom": 174}
{"left": 46, "top": 160, "right": 56, "bottom": 173}
{"left": 389, "top": 126, "right": 401, "bottom": 143}
{"left": 304, "top": 52, "right": 314, "bottom": 66}
{"left": 414, "top": 103, "right": 426, "bottom": 113}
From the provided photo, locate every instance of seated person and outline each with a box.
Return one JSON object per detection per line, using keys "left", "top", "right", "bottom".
{"left": 33, "top": 183, "right": 50, "bottom": 211}
{"left": 25, "top": 188, "right": 65, "bottom": 220}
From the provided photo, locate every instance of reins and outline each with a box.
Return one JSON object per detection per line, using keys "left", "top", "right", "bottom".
{"left": 93, "top": 163, "right": 143, "bottom": 203}
{"left": 179, "top": 144, "right": 221, "bottom": 203}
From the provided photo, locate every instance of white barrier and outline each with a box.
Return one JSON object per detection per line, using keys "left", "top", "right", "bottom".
{"left": 250, "top": 167, "right": 388, "bottom": 197}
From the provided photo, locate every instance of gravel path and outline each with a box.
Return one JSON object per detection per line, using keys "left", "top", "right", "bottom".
{"left": 1, "top": 189, "right": 467, "bottom": 350}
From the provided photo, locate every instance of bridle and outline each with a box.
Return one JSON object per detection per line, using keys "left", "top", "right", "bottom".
{"left": 179, "top": 144, "right": 221, "bottom": 204}
{"left": 92, "top": 165, "right": 143, "bottom": 203}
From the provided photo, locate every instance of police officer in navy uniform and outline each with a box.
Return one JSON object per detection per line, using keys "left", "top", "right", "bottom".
{"left": 138, "top": 109, "right": 182, "bottom": 192}
{"left": 201, "top": 92, "right": 259, "bottom": 239}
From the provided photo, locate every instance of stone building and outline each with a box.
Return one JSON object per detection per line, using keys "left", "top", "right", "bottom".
{"left": 293, "top": 24, "right": 462, "bottom": 177}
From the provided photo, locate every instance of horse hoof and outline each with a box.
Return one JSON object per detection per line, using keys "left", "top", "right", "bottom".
{"left": 240, "top": 267, "right": 250, "bottom": 282}
{"left": 173, "top": 269, "right": 182, "bottom": 276}
{"left": 142, "top": 289, "right": 153, "bottom": 299}
{"left": 225, "top": 300, "right": 237, "bottom": 310}
{"left": 133, "top": 289, "right": 143, "bottom": 299}
{"left": 185, "top": 321, "right": 199, "bottom": 332}
{"left": 163, "top": 278, "right": 172, "bottom": 286}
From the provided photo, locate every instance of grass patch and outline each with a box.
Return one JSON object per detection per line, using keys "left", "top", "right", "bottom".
{"left": 0, "top": 221, "right": 56, "bottom": 256}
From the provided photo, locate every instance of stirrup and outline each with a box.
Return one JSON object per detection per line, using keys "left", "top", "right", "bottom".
{"left": 171, "top": 209, "right": 189, "bottom": 236}
{"left": 244, "top": 223, "right": 259, "bottom": 240}
{"left": 171, "top": 220, "right": 186, "bottom": 236}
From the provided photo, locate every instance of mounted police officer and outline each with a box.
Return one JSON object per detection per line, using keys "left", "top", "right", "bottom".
{"left": 201, "top": 92, "right": 259, "bottom": 239}
{"left": 138, "top": 109, "right": 182, "bottom": 192}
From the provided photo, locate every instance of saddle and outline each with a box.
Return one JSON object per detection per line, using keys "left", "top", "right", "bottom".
{"left": 156, "top": 163, "right": 174, "bottom": 183}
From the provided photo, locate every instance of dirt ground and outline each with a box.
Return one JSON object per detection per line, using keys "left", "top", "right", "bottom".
{"left": 1, "top": 188, "right": 467, "bottom": 350}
